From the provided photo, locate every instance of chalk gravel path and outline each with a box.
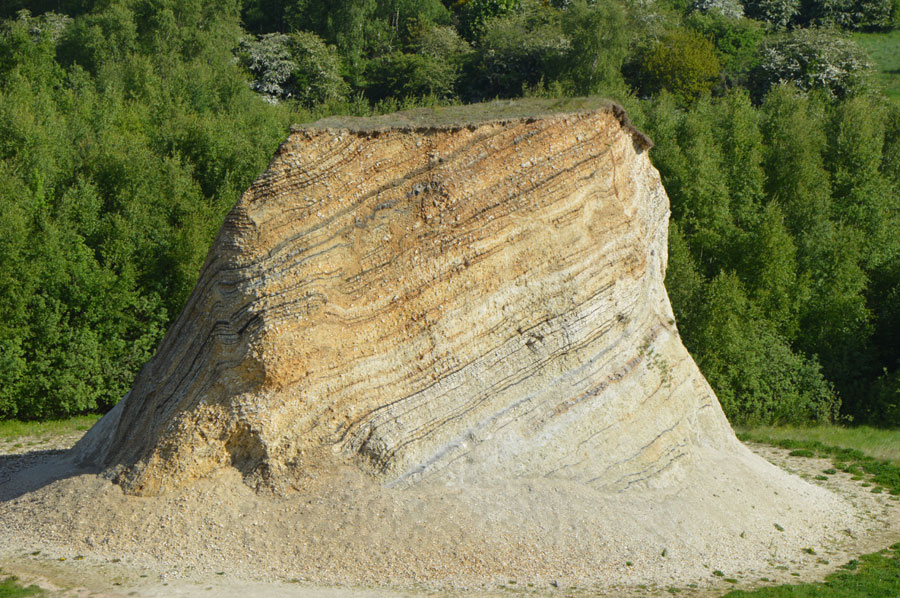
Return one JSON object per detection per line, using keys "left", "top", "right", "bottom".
{"left": 0, "top": 432, "right": 898, "bottom": 598}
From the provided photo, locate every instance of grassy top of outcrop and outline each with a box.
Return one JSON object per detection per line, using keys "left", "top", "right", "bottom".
{"left": 294, "top": 97, "right": 653, "bottom": 149}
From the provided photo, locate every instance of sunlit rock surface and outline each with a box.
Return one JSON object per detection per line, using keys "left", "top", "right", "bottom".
{"left": 74, "top": 100, "right": 737, "bottom": 496}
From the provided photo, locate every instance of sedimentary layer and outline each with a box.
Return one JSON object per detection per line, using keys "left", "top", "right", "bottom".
{"left": 76, "top": 101, "right": 735, "bottom": 496}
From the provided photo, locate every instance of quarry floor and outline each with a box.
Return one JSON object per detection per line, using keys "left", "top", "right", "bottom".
{"left": 1, "top": 433, "right": 899, "bottom": 598}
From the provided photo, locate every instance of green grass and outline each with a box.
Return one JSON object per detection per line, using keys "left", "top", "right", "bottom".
{"left": 854, "top": 29, "right": 900, "bottom": 99}
{"left": 0, "top": 415, "right": 100, "bottom": 442}
{"left": 737, "top": 424, "right": 900, "bottom": 465}
{"left": 721, "top": 544, "right": 900, "bottom": 597}
{"left": 0, "top": 575, "right": 43, "bottom": 597}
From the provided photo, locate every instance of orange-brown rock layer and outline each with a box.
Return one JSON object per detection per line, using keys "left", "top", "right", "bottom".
{"left": 74, "top": 104, "right": 735, "bottom": 496}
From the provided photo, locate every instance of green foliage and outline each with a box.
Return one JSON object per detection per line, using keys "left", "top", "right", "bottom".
{"left": 0, "top": 2, "right": 292, "bottom": 419}
{"left": 693, "top": 0, "right": 745, "bottom": 19}
{"left": 236, "top": 33, "right": 297, "bottom": 100}
{"left": 685, "top": 271, "right": 838, "bottom": 424}
{"left": 285, "top": 0, "right": 381, "bottom": 82}
{"left": 366, "top": 19, "right": 471, "bottom": 101}
{"left": 465, "top": 0, "right": 569, "bottom": 99}
{"left": 635, "top": 29, "right": 722, "bottom": 105}
{"left": 686, "top": 12, "right": 763, "bottom": 85}
{"left": 803, "top": 0, "right": 894, "bottom": 31}
{"left": 644, "top": 84, "right": 900, "bottom": 426}
{"left": 287, "top": 31, "right": 351, "bottom": 106}
{"left": 240, "top": 0, "right": 288, "bottom": 33}
{"left": 283, "top": 0, "right": 452, "bottom": 86}
{"left": 455, "top": 0, "right": 521, "bottom": 40}
{"left": 4, "top": 0, "right": 900, "bottom": 428}
{"left": 366, "top": 52, "right": 459, "bottom": 100}
{"left": 558, "top": 0, "right": 632, "bottom": 96}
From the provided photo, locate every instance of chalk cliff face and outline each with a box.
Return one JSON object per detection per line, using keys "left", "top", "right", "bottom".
{"left": 75, "top": 102, "right": 737, "bottom": 496}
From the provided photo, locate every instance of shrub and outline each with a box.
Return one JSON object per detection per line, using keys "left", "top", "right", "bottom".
{"left": 236, "top": 33, "right": 295, "bottom": 102}
{"left": 407, "top": 20, "right": 471, "bottom": 60}
{"left": 366, "top": 20, "right": 471, "bottom": 101}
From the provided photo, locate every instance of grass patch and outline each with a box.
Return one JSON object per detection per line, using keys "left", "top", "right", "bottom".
{"left": 0, "top": 415, "right": 101, "bottom": 442}
{"left": 739, "top": 431, "right": 900, "bottom": 494}
{"left": 738, "top": 424, "right": 900, "bottom": 465}
{"left": 738, "top": 426, "right": 900, "bottom": 496}
{"left": 854, "top": 30, "right": 900, "bottom": 99}
{"left": 722, "top": 544, "right": 900, "bottom": 597}
{"left": 0, "top": 575, "right": 44, "bottom": 597}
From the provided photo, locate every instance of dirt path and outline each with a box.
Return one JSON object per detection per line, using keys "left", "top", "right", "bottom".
{"left": 1, "top": 432, "right": 898, "bottom": 598}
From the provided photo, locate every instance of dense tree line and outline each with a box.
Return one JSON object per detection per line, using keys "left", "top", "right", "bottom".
{"left": 0, "top": 0, "right": 898, "bottom": 426}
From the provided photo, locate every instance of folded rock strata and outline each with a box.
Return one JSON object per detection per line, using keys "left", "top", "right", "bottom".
{"left": 76, "top": 100, "right": 741, "bottom": 496}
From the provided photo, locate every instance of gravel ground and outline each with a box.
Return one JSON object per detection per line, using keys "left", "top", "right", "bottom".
{"left": 1, "top": 431, "right": 898, "bottom": 598}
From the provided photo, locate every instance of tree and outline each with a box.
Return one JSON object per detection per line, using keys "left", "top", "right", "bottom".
{"left": 693, "top": 0, "right": 745, "bottom": 19}
{"left": 686, "top": 12, "right": 763, "bottom": 87}
{"left": 743, "top": 0, "right": 800, "bottom": 28}
{"left": 752, "top": 28, "right": 872, "bottom": 100}
{"left": 687, "top": 271, "right": 838, "bottom": 424}
{"left": 366, "top": 52, "right": 458, "bottom": 100}
{"left": 825, "top": 95, "right": 893, "bottom": 268}
{"left": 634, "top": 29, "right": 722, "bottom": 105}
{"left": 288, "top": 31, "right": 349, "bottom": 107}
{"left": 236, "top": 32, "right": 348, "bottom": 106}
{"left": 455, "top": 0, "right": 520, "bottom": 40}
{"left": 465, "top": 1, "right": 569, "bottom": 99}
{"left": 711, "top": 88, "right": 766, "bottom": 227}
{"left": 365, "top": 19, "right": 470, "bottom": 101}
{"left": 801, "top": 0, "right": 894, "bottom": 30}
{"left": 559, "top": 0, "right": 631, "bottom": 96}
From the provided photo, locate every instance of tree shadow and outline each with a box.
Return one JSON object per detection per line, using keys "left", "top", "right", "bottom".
{"left": 0, "top": 449, "right": 95, "bottom": 501}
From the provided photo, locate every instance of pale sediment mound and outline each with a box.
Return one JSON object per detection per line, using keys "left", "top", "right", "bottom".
{"left": 16, "top": 98, "right": 863, "bottom": 590}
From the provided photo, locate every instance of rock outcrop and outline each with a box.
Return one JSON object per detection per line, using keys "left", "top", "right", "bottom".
{"left": 75, "top": 99, "right": 738, "bottom": 496}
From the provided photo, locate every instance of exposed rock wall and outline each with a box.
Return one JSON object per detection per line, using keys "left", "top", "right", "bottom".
{"left": 75, "top": 103, "right": 737, "bottom": 496}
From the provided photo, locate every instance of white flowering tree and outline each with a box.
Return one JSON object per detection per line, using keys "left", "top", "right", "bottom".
{"left": 754, "top": 28, "right": 873, "bottom": 99}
